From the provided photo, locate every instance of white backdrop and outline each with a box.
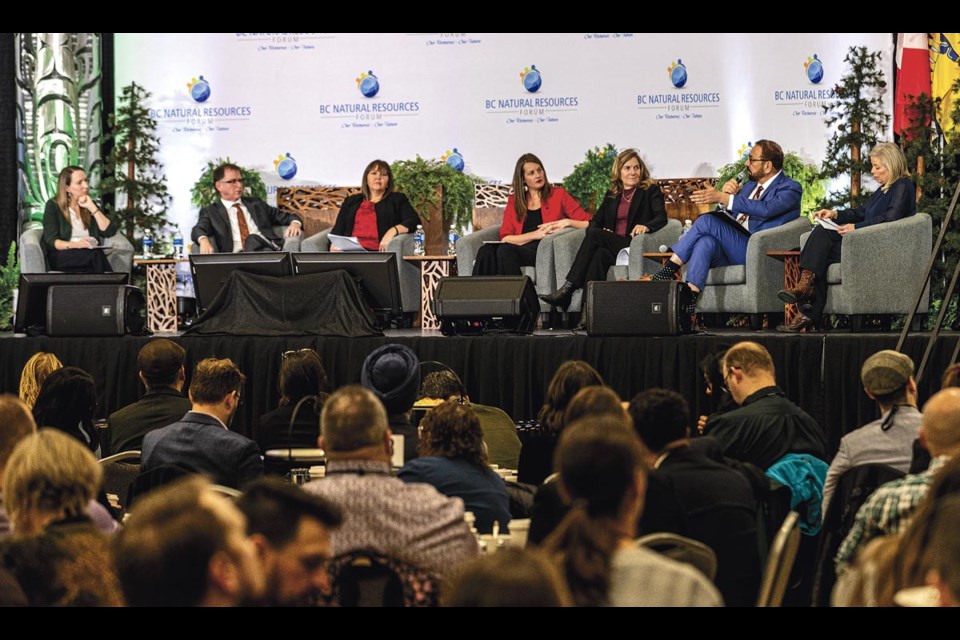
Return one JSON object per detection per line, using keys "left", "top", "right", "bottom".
{"left": 114, "top": 32, "right": 893, "bottom": 234}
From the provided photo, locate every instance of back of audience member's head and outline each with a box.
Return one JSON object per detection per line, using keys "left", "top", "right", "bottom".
{"left": 418, "top": 401, "right": 487, "bottom": 468}
{"left": 921, "top": 388, "right": 960, "bottom": 458}
{"left": 189, "top": 358, "right": 245, "bottom": 405}
{"left": 699, "top": 345, "right": 735, "bottom": 414}
{"left": 942, "top": 364, "right": 960, "bottom": 389}
{"left": 237, "top": 477, "right": 342, "bottom": 547}
{"left": 628, "top": 388, "right": 691, "bottom": 454}
{"left": 541, "top": 417, "right": 646, "bottom": 606}
{"left": 320, "top": 385, "right": 388, "bottom": 454}
{"left": 360, "top": 343, "right": 420, "bottom": 416}
{"left": 444, "top": 548, "right": 572, "bottom": 607}
{"left": 0, "top": 394, "right": 37, "bottom": 476}
{"left": 925, "top": 494, "right": 960, "bottom": 605}
{"left": 2, "top": 428, "right": 102, "bottom": 536}
{"left": 31, "top": 366, "right": 98, "bottom": 452}
{"left": 563, "top": 386, "right": 628, "bottom": 428}
{"left": 538, "top": 360, "right": 604, "bottom": 433}
{"left": 115, "top": 475, "right": 264, "bottom": 607}
{"left": 138, "top": 338, "right": 186, "bottom": 389}
{"left": 279, "top": 349, "right": 329, "bottom": 409}
{"left": 722, "top": 341, "right": 775, "bottom": 378}
{"left": 860, "top": 349, "right": 914, "bottom": 407}
{"left": 420, "top": 370, "right": 467, "bottom": 402}
{"left": 18, "top": 352, "right": 63, "bottom": 409}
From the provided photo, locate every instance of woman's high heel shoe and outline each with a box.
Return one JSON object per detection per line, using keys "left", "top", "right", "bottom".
{"left": 539, "top": 281, "right": 576, "bottom": 310}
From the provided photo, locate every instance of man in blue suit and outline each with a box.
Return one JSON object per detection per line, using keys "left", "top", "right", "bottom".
{"left": 142, "top": 357, "right": 263, "bottom": 489}
{"left": 649, "top": 140, "right": 802, "bottom": 313}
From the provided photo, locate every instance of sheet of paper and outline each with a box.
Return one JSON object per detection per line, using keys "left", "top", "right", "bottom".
{"left": 328, "top": 234, "right": 367, "bottom": 252}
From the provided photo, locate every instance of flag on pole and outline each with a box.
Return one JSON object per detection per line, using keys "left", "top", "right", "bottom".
{"left": 894, "top": 33, "right": 932, "bottom": 135}
{"left": 931, "top": 33, "right": 960, "bottom": 135}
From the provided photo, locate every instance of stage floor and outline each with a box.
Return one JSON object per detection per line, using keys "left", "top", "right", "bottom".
{"left": 3, "top": 327, "right": 957, "bottom": 458}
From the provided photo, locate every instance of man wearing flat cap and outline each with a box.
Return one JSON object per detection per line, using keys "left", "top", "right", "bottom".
{"left": 104, "top": 338, "right": 191, "bottom": 456}
{"left": 821, "top": 350, "right": 922, "bottom": 515}
{"left": 361, "top": 343, "right": 421, "bottom": 465}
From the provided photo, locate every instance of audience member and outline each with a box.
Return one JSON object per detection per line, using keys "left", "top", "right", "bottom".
{"left": 361, "top": 344, "right": 421, "bottom": 465}
{"left": 104, "top": 339, "right": 190, "bottom": 456}
{"left": 236, "top": 477, "right": 342, "bottom": 606}
{"left": 444, "top": 547, "right": 572, "bottom": 607}
{"left": 18, "top": 352, "right": 62, "bottom": 409}
{"left": 255, "top": 348, "right": 330, "bottom": 455}
{"left": 31, "top": 367, "right": 100, "bottom": 454}
{"left": 399, "top": 401, "right": 511, "bottom": 534}
{"left": 303, "top": 385, "right": 478, "bottom": 579}
{"left": 0, "top": 395, "right": 38, "bottom": 538}
{"left": 114, "top": 475, "right": 266, "bottom": 607}
{"left": 142, "top": 358, "right": 263, "bottom": 489}
{"left": 926, "top": 494, "right": 960, "bottom": 606}
{"left": 697, "top": 346, "right": 736, "bottom": 434}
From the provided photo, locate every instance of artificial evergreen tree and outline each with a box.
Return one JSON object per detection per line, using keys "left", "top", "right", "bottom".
{"left": 820, "top": 47, "right": 890, "bottom": 209}
{"left": 101, "top": 82, "right": 172, "bottom": 249}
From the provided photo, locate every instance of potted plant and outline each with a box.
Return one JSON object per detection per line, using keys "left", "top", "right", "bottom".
{"left": 191, "top": 158, "right": 268, "bottom": 208}
{"left": 0, "top": 242, "right": 20, "bottom": 331}
{"left": 563, "top": 143, "right": 618, "bottom": 213}
{"left": 716, "top": 150, "right": 827, "bottom": 220}
{"left": 390, "top": 156, "right": 479, "bottom": 254}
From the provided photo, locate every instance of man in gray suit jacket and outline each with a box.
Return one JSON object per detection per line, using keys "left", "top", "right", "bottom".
{"left": 192, "top": 163, "right": 303, "bottom": 253}
{"left": 142, "top": 357, "right": 263, "bottom": 489}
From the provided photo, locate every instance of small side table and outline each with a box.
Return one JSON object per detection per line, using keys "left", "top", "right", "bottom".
{"left": 403, "top": 255, "right": 458, "bottom": 330}
{"left": 133, "top": 258, "right": 189, "bottom": 333}
{"left": 767, "top": 250, "right": 802, "bottom": 326}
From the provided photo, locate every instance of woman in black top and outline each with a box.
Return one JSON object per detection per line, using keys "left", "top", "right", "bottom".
{"left": 41, "top": 166, "right": 117, "bottom": 273}
{"left": 330, "top": 159, "right": 420, "bottom": 252}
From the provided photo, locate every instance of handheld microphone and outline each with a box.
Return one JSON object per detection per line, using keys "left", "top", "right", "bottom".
{"left": 659, "top": 244, "right": 669, "bottom": 253}
{"left": 735, "top": 171, "right": 747, "bottom": 184}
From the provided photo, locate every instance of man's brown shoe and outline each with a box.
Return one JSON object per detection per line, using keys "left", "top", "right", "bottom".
{"left": 778, "top": 269, "right": 816, "bottom": 305}
{"left": 776, "top": 314, "right": 816, "bottom": 333}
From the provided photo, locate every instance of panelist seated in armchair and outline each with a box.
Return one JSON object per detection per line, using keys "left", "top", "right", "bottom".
{"left": 776, "top": 142, "right": 916, "bottom": 332}
{"left": 324, "top": 159, "right": 420, "bottom": 252}
{"left": 41, "top": 166, "right": 117, "bottom": 273}
{"left": 192, "top": 163, "right": 303, "bottom": 253}
{"left": 473, "top": 153, "right": 590, "bottom": 276}
{"left": 647, "top": 139, "right": 802, "bottom": 314}
{"left": 541, "top": 148, "right": 667, "bottom": 310}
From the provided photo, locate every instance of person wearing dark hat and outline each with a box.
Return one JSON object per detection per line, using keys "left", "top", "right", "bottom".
{"left": 821, "top": 350, "right": 921, "bottom": 516}
{"left": 360, "top": 343, "right": 421, "bottom": 465}
{"left": 103, "top": 339, "right": 191, "bottom": 456}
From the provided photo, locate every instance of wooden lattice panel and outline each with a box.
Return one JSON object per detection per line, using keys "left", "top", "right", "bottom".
{"left": 276, "top": 186, "right": 363, "bottom": 237}
{"left": 657, "top": 177, "right": 718, "bottom": 221}
{"left": 145, "top": 263, "right": 178, "bottom": 333}
{"left": 474, "top": 183, "right": 512, "bottom": 209}
{"left": 419, "top": 259, "right": 453, "bottom": 330}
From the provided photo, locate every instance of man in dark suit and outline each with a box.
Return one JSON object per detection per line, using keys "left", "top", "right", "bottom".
{"left": 648, "top": 139, "right": 802, "bottom": 313}
{"left": 192, "top": 163, "right": 303, "bottom": 253}
{"left": 142, "top": 357, "right": 263, "bottom": 489}
{"left": 103, "top": 338, "right": 191, "bottom": 456}
{"left": 629, "top": 388, "right": 761, "bottom": 607}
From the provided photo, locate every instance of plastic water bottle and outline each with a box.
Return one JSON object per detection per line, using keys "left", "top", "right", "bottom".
{"left": 448, "top": 231, "right": 459, "bottom": 256}
{"left": 680, "top": 219, "right": 693, "bottom": 238}
{"left": 142, "top": 231, "right": 154, "bottom": 258}
{"left": 413, "top": 225, "right": 425, "bottom": 256}
{"left": 172, "top": 228, "right": 184, "bottom": 258}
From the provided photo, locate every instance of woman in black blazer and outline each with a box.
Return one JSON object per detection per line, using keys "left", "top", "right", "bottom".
{"left": 41, "top": 166, "right": 117, "bottom": 272}
{"left": 330, "top": 159, "right": 420, "bottom": 251}
{"left": 540, "top": 149, "right": 667, "bottom": 309}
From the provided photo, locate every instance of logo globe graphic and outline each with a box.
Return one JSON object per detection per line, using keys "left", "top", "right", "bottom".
{"left": 807, "top": 58, "right": 824, "bottom": 84}
{"left": 445, "top": 152, "right": 465, "bottom": 172}
{"left": 191, "top": 78, "right": 211, "bottom": 103}
{"left": 277, "top": 157, "right": 297, "bottom": 180}
{"left": 523, "top": 69, "right": 542, "bottom": 93}
{"left": 359, "top": 75, "right": 380, "bottom": 98}
{"left": 671, "top": 65, "right": 687, "bottom": 89}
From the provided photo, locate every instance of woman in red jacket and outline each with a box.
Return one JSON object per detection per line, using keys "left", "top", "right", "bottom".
{"left": 472, "top": 153, "right": 590, "bottom": 275}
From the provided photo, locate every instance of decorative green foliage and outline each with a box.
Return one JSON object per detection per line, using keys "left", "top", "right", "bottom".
{"left": 0, "top": 243, "right": 20, "bottom": 331}
{"left": 100, "top": 82, "right": 173, "bottom": 247}
{"left": 390, "top": 156, "right": 480, "bottom": 234}
{"left": 563, "top": 143, "right": 618, "bottom": 213}
{"left": 820, "top": 47, "right": 890, "bottom": 209}
{"left": 716, "top": 152, "right": 826, "bottom": 220}
{"left": 191, "top": 158, "right": 268, "bottom": 208}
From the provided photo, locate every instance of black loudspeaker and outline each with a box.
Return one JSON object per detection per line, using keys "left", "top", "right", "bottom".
{"left": 584, "top": 280, "right": 689, "bottom": 336}
{"left": 434, "top": 276, "right": 540, "bottom": 336}
{"left": 46, "top": 285, "right": 147, "bottom": 336}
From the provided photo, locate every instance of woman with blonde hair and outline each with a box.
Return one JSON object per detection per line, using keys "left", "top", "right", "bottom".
{"left": 41, "top": 165, "right": 118, "bottom": 272}
{"left": 778, "top": 141, "right": 916, "bottom": 332}
{"left": 541, "top": 148, "right": 667, "bottom": 310}
{"left": 18, "top": 352, "right": 63, "bottom": 409}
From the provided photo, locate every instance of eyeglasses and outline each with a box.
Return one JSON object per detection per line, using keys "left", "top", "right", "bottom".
{"left": 282, "top": 348, "right": 315, "bottom": 360}
{"left": 217, "top": 178, "right": 244, "bottom": 185}
{"left": 745, "top": 156, "right": 768, "bottom": 165}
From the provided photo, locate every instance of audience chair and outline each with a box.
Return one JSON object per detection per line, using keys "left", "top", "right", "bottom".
{"left": 636, "top": 531, "right": 718, "bottom": 581}
{"left": 99, "top": 451, "right": 141, "bottom": 519}
{"left": 320, "top": 550, "right": 439, "bottom": 607}
{"left": 756, "top": 511, "right": 801, "bottom": 607}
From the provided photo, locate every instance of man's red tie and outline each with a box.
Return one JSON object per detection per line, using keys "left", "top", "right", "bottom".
{"left": 234, "top": 203, "right": 250, "bottom": 247}
{"left": 737, "top": 185, "right": 763, "bottom": 225}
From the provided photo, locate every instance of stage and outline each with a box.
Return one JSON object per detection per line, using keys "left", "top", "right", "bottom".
{"left": 2, "top": 328, "right": 957, "bottom": 458}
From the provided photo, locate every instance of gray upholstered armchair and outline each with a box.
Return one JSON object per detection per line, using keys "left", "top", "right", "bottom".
{"left": 191, "top": 225, "right": 303, "bottom": 253}
{"left": 799, "top": 212, "right": 931, "bottom": 329}
{"left": 696, "top": 217, "right": 811, "bottom": 327}
{"left": 553, "top": 219, "right": 684, "bottom": 312}
{"left": 300, "top": 229, "right": 419, "bottom": 314}
{"left": 19, "top": 226, "right": 136, "bottom": 274}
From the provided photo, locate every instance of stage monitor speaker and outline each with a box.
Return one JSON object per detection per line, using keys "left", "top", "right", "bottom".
{"left": 584, "top": 280, "right": 689, "bottom": 336}
{"left": 434, "top": 276, "right": 540, "bottom": 336}
{"left": 46, "top": 285, "right": 147, "bottom": 337}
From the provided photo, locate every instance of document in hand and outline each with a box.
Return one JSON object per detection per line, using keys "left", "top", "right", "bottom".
{"left": 328, "top": 234, "right": 368, "bottom": 252}
{"left": 816, "top": 217, "right": 840, "bottom": 231}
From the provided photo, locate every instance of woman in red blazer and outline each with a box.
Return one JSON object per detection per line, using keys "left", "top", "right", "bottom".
{"left": 472, "top": 153, "right": 590, "bottom": 275}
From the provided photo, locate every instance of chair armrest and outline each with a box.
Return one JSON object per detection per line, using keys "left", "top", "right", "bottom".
{"left": 456, "top": 226, "right": 501, "bottom": 275}
{"left": 19, "top": 227, "right": 46, "bottom": 273}
{"left": 301, "top": 228, "right": 332, "bottom": 252}
{"left": 628, "top": 219, "right": 683, "bottom": 279}
{"left": 102, "top": 233, "right": 135, "bottom": 273}
{"left": 839, "top": 213, "right": 932, "bottom": 299}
